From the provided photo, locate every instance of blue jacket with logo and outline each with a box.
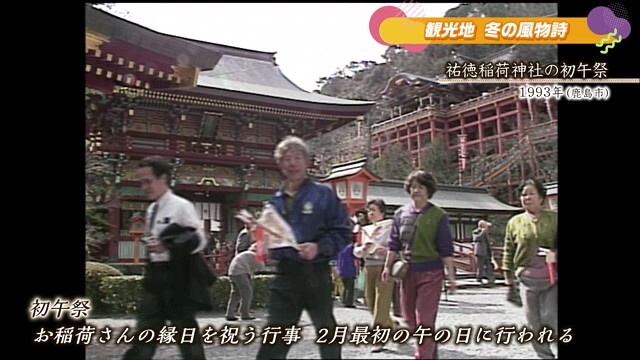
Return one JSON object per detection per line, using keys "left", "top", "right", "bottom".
{"left": 269, "top": 179, "right": 351, "bottom": 263}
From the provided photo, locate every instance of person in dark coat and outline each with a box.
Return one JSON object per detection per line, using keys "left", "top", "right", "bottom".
{"left": 256, "top": 136, "right": 351, "bottom": 360}
{"left": 473, "top": 220, "right": 495, "bottom": 285}
{"left": 336, "top": 243, "right": 358, "bottom": 307}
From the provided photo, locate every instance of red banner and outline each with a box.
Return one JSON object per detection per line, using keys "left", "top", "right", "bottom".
{"left": 252, "top": 226, "right": 266, "bottom": 263}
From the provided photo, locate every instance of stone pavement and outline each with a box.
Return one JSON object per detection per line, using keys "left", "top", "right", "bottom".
{"left": 86, "top": 281, "right": 552, "bottom": 359}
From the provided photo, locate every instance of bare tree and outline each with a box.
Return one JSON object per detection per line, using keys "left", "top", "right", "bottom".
{"left": 419, "top": 135, "right": 457, "bottom": 184}
{"left": 370, "top": 143, "right": 414, "bottom": 180}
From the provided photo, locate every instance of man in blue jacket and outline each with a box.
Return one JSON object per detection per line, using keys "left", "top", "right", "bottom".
{"left": 256, "top": 136, "right": 351, "bottom": 360}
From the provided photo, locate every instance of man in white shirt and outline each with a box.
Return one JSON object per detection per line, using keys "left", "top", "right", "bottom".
{"left": 123, "top": 156, "right": 208, "bottom": 360}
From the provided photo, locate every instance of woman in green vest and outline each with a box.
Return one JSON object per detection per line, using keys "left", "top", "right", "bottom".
{"left": 502, "top": 179, "right": 557, "bottom": 359}
{"left": 382, "top": 170, "right": 457, "bottom": 359}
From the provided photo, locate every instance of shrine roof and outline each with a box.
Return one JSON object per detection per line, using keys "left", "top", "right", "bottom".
{"left": 86, "top": 5, "right": 221, "bottom": 69}
{"left": 197, "top": 56, "right": 372, "bottom": 105}
{"left": 87, "top": 5, "right": 373, "bottom": 108}
{"left": 369, "top": 180, "right": 521, "bottom": 214}
{"left": 380, "top": 72, "right": 445, "bottom": 98}
{"left": 321, "top": 158, "right": 381, "bottom": 181}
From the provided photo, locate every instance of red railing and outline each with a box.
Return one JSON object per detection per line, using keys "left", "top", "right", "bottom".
{"left": 452, "top": 241, "right": 504, "bottom": 275}
{"left": 205, "top": 242, "right": 505, "bottom": 277}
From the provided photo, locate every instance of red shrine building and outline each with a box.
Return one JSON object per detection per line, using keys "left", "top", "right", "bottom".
{"left": 370, "top": 72, "right": 557, "bottom": 204}
{"left": 85, "top": 5, "right": 373, "bottom": 264}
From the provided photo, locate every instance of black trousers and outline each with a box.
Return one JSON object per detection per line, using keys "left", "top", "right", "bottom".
{"left": 340, "top": 277, "right": 355, "bottom": 306}
{"left": 257, "top": 260, "right": 341, "bottom": 360}
{"left": 122, "top": 262, "right": 206, "bottom": 360}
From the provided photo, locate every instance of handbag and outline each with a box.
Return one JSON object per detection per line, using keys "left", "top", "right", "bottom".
{"left": 391, "top": 254, "right": 409, "bottom": 281}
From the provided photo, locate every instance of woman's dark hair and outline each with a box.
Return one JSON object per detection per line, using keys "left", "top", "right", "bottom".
{"left": 518, "top": 178, "right": 547, "bottom": 200}
{"left": 139, "top": 156, "right": 172, "bottom": 183}
{"left": 366, "top": 199, "right": 387, "bottom": 216}
{"left": 404, "top": 170, "right": 437, "bottom": 198}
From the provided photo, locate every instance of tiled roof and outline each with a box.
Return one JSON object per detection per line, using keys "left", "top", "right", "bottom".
{"left": 369, "top": 181, "right": 521, "bottom": 213}
{"left": 197, "top": 55, "right": 373, "bottom": 106}
{"left": 321, "top": 158, "right": 370, "bottom": 181}
{"left": 87, "top": 5, "right": 373, "bottom": 107}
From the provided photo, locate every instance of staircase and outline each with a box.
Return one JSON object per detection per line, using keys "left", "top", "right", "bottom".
{"left": 470, "top": 135, "right": 531, "bottom": 187}
{"left": 468, "top": 121, "right": 557, "bottom": 189}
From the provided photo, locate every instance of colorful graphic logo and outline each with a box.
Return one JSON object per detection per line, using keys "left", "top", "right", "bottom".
{"left": 587, "top": 4, "right": 631, "bottom": 54}
{"left": 370, "top": 3, "right": 633, "bottom": 54}
{"left": 369, "top": 5, "right": 427, "bottom": 53}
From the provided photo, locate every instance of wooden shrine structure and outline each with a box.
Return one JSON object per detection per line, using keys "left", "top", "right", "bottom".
{"left": 85, "top": 5, "right": 374, "bottom": 267}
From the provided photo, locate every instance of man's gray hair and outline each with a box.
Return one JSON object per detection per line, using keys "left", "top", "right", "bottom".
{"left": 273, "top": 135, "right": 311, "bottom": 162}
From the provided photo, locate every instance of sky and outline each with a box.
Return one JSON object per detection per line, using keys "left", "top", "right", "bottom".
{"left": 100, "top": 3, "right": 460, "bottom": 92}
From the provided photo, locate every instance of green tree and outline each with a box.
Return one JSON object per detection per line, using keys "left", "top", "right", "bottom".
{"left": 419, "top": 136, "right": 457, "bottom": 184}
{"left": 85, "top": 142, "right": 114, "bottom": 261}
{"left": 370, "top": 143, "right": 414, "bottom": 180}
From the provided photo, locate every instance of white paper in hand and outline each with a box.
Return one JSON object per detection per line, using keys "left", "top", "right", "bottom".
{"left": 360, "top": 219, "right": 393, "bottom": 250}
{"left": 259, "top": 204, "right": 299, "bottom": 250}
{"left": 234, "top": 204, "right": 300, "bottom": 250}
